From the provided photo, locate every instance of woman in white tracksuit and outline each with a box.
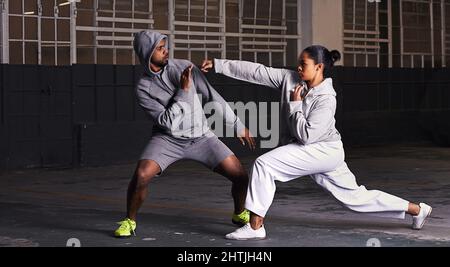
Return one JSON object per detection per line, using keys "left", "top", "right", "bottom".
{"left": 201, "top": 45, "right": 432, "bottom": 240}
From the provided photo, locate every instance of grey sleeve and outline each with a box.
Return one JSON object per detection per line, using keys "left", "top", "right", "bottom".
{"left": 136, "top": 84, "right": 193, "bottom": 132}
{"left": 287, "top": 96, "right": 336, "bottom": 145}
{"left": 192, "top": 66, "right": 246, "bottom": 134}
{"left": 214, "top": 58, "right": 285, "bottom": 90}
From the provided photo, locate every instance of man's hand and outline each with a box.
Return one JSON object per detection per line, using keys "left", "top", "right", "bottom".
{"left": 180, "top": 65, "right": 193, "bottom": 91}
{"left": 290, "top": 83, "right": 306, "bottom": 101}
{"left": 201, "top": 59, "right": 214, "bottom": 73}
{"left": 238, "top": 128, "right": 256, "bottom": 150}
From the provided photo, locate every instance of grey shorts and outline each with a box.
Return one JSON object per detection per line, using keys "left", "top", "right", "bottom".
{"left": 139, "top": 134, "right": 234, "bottom": 174}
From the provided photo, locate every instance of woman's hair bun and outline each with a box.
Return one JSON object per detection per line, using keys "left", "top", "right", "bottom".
{"left": 330, "top": 50, "right": 341, "bottom": 64}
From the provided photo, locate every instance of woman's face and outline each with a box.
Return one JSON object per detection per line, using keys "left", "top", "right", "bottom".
{"left": 297, "top": 52, "right": 321, "bottom": 81}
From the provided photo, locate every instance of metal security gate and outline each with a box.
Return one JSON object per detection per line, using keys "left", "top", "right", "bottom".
{"left": 2, "top": 64, "right": 72, "bottom": 168}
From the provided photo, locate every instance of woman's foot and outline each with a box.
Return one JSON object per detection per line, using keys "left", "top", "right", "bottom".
{"left": 225, "top": 223, "right": 266, "bottom": 240}
{"left": 412, "top": 203, "right": 432, "bottom": 230}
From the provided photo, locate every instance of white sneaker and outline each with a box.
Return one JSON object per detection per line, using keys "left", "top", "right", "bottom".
{"left": 412, "top": 203, "right": 432, "bottom": 230}
{"left": 225, "top": 223, "right": 266, "bottom": 240}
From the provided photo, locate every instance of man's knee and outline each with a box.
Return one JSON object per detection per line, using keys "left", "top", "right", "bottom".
{"left": 135, "top": 160, "right": 160, "bottom": 187}
{"left": 233, "top": 167, "right": 249, "bottom": 185}
{"left": 215, "top": 155, "right": 248, "bottom": 183}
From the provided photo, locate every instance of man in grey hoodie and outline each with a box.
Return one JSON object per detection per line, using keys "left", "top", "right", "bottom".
{"left": 114, "top": 30, "right": 255, "bottom": 237}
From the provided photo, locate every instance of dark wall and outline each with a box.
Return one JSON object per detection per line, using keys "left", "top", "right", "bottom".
{"left": 336, "top": 67, "right": 450, "bottom": 146}
{"left": 0, "top": 64, "right": 5, "bottom": 169}
{"left": 0, "top": 65, "right": 73, "bottom": 170}
{"left": 1, "top": 64, "right": 449, "bottom": 170}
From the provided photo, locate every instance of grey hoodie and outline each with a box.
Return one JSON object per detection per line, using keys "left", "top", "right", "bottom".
{"left": 214, "top": 59, "right": 341, "bottom": 145}
{"left": 133, "top": 31, "right": 245, "bottom": 139}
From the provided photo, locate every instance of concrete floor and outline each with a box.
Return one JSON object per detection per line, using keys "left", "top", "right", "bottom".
{"left": 1, "top": 142, "right": 450, "bottom": 247}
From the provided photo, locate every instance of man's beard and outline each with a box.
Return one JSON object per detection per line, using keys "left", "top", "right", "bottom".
{"left": 152, "top": 58, "right": 168, "bottom": 68}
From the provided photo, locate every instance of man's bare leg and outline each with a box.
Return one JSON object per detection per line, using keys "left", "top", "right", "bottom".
{"left": 213, "top": 155, "right": 249, "bottom": 214}
{"left": 126, "top": 159, "right": 161, "bottom": 221}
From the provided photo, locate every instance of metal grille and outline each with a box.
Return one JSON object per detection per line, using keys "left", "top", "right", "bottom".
{"left": 1, "top": 0, "right": 301, "bottom": 66}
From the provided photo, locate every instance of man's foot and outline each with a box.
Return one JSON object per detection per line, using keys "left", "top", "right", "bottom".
{"left": 225, "top": 223, "right": 266, "bottom": 240}
{"left": 114, "top": 218, "right": 137, "bottom": 238}
{"left": 412, "top": 203, "right": 432, "bottom": 230}
{"left": 231, "top": 209, "right": 250, "bottom": 226}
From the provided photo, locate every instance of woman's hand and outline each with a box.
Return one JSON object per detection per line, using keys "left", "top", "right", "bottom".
{"left": 290, "top": 83, "right": 305, "bottom": 101}
{"left": 201, "top": 59, "right": 214, "bottom": 73}
{"left": 180, "top": 65, "right": 193, "bottom": 91}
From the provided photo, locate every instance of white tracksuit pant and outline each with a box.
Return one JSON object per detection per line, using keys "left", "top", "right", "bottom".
{"left": 245, "top": 140, "right": 410, "bottom": 219}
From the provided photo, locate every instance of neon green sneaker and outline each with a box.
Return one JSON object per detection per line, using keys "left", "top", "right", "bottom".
{"left": 232, "top": 209, "right": 250, "bottom": 226}
{"left": 114, "top": 218, "right": 136, "bottom": 238}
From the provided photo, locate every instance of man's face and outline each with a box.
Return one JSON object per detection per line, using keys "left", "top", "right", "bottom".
{"left": 150, "top": 39, "right": 169, "bottom": 67}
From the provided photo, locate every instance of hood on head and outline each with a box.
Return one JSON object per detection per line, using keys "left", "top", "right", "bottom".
{"left": 133, "top": 30, "right": 168, "bottom": 75}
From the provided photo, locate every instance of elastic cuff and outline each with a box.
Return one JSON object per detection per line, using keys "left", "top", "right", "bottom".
{"left": 214, "top": 58, "right": 223, "bottom": 74}
{"left": 288, "top": 101, "right": 303, "bottom": 115}
{"left": 173, "top": 88, "right": 191, "bottom": 102}
{"left": 244, "top": 206, "right": 267, "bottom": 218}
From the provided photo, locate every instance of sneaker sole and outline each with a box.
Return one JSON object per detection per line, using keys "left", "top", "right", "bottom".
{"left": 225, "top": 236, "right": 266, "bottom": 241}
{"left": 413, "top": 207, "right": 432, "bottom": 230}
{"left": 114, "top": 235, "right": 132, "bottom": 238}
{"left": 114, "top": 230, "right": 136, "bottom": 238}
